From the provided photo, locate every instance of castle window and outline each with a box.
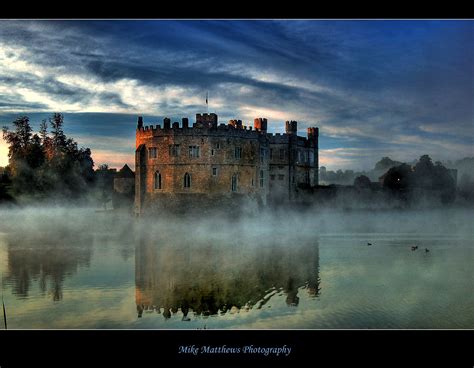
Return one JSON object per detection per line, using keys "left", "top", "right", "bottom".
{"left": 234, "top": 147, "right": 242, "bottom": 159}
{"left": 148, "top": 147, "right": 157, "bottom": 159}
{"left": 306, "top": 171, "right": 310, "bottom": 184}
{"left": 259, "top": 170, "right": 264, "bottom": 188}
{"left": 231, "top": 174, "right": 238, "bottom": 192}
{"left": 260, "top": 148, "right": 266, "bottom": 163}
{"left": 189, "top": 146, "right": 200, "bottom": 158}
{"left": 270, "top": 175, "right": 275, "bottom": 180}
{"left": 154, "top": 171, "right": 162, "bottom": 190}
{"left": 184, "top": 172, "right": 191, "bottom": 188}
{"left": 251, "top": 178, "right": 254, "bottom": 186}
{"left": 169, "top": 144, "right": 180, "bottom": 157}
{"left": 211, "top": 149, "right": 215, "bottom": 156}
{"left": 280, "top": 149, "right": 285, "bottom": 160}
{"left": 212, "top": 167, "right": 218, "bottom": 176}
{"left": 270, "top": 149, "right": 273, "bottom": 159}
{"left": 216, "top": 142, "right": 220, "bottom": 149}
{"left": 278, "top": 174, "right": 284, "bottom": 180}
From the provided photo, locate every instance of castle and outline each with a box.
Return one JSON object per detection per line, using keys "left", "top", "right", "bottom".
{"left": 135, "top": 113, "right": 318, "bottom": 215}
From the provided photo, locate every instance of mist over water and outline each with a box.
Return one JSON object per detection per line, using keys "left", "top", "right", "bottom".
{"left": 0, "top": 205, "right": 472, "bottom": 329}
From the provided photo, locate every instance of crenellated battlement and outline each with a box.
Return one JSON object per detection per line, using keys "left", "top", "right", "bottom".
{"left": 137, "top": 115, "right": 270, "bottom": 139}
{"left": 266, "top": 132, "right": 292, "bottom": 142}
{"left": 137, "top": 115, "right": 318, "bottom": 145}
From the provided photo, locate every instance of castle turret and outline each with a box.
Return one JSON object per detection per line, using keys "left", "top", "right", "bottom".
{"left": 163, "top": 117, "right": 171, "bottom": 129}
{"left": 254, "top": 118, "right": 267, "bottom": 132}
{"left": 137, "top": 116, "right": 143, "bottom": 130}
{"left": 196, "top": 113, "right": 218, "bottom": 128}
{"left": 229, "top": 119, "right": 243, "bottom": 129}
{"left": 182, "top": 117, "right": 189, "bottom": 129}
{"left": 285, "top": 120, "right": 297, "bottom": 135}
{"left": 307, "top": 127, "right": 319, "bottom": 146}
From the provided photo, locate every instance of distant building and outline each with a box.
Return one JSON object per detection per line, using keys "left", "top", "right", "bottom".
{"left": 114, "top": 164, "right": 135, "bottom": 193}
{"left": 134, "top": 113, "right": 319, "bottom": 214}
{"left": 113, "top": 164, "right": 135, "bottom": 210}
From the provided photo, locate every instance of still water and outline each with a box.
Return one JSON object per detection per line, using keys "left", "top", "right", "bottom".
{"left": 0, "top": 207, "right": 472, "bottom": 329}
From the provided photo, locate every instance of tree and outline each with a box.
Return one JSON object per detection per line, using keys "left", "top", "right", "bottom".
{"left": 374, "top": 157, "right": 402, "bottom": 173}
{"left": 2, "top": 114, "right": 95, "bottom": 200}
{"left": 2, "top": 117, "right": 45, "bottom": 194}
{"left": 381, "top": 156, "right": 456, "bottom": 204}
{"left": 382, "top": 163, "right": 413, "bottom": 191}
{"left": 39, "top": 119, "right": 48, "bottom": 142}
{"left": 354, "top": 175, "right": 371, "bottom": 189}
{"left": 49, "top": 113, "right": 67, "bottom": 149}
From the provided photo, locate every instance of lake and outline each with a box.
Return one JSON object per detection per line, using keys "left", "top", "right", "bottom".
{"left": 0, "top": 207, "right": 472, "bottom": 329}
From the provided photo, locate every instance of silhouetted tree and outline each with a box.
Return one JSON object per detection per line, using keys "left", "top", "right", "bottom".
{"left": 381, "top": 155, "right": 456, "bottom": 204}
{"left": 354, "top": 175, "right": 371, "bottom": 189}
{"left": 2, "top": 114, "right": 95, "bottom": 200}
{"left": 374, "top": 157, "right": 402, "bottom": 173}
{"left": 382, "top": 163, "right": 413, "bottom": 191}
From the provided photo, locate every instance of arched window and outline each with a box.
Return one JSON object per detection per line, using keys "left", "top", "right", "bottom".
{"left": 154, "top": 171, "right": 162, "bottom": 190}
{"left": 259, "top": 170, "right": 264, "bottom": 188}
{"left": 231, "top": 174, "right": 238, "bottom": 192}
{"left": 184, "top": 172, "right": 191, "bottom": 188}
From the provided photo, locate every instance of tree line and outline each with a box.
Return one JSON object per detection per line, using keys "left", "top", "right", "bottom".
{"left": 1, "top": 113, "right": 95, "bottom": 202}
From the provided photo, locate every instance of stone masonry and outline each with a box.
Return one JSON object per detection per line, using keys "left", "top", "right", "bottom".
{"left": 135, "top": 113, "right": 318, "bottom": 215}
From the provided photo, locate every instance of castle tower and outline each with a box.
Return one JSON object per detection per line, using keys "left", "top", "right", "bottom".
{"left": 307, "top": 127, "right": 318, "bottom": 145}
{"left": 254, "top": 118, "right": 268, "bottom": 132}
{"left": 285, "top": 120, "right": 297, "bottom": 135}
{"left": 307, "top": 127, "right": 319, "bottom": 186}
{"left": 137, "top": 116, "right": 143, "bottom": 130}
{"left": 229, "top": 119, "right": 243, "bottom": 129}
{"left": 163, "top": 117, "right": 171, "bottom": 129}
{"left": 195, "top": 113, "right": 218, "bottom": 128}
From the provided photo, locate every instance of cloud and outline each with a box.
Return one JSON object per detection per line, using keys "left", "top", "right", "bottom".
{"left": 0, "top": 20, "right": 472, "bottom": 170}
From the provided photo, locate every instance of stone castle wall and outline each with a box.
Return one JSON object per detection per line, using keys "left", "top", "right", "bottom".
{"left": 135, "top": 114, "right": 318, "bottom": 215}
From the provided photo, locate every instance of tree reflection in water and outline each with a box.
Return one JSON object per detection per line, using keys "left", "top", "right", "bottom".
{"left": 3, "top": 232, "right": 93, "bottom": 301}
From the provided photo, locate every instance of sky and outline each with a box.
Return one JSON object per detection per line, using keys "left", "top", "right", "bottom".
{"left": 0, "top": 20, "right": 472, "bottom": 170}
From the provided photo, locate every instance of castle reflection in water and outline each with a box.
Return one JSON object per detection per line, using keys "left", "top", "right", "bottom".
{"left": 1, "top": 219, "right": 320, "bottom": 322}
{"left": 135, "top": 232, "right": 320, "bottom": 320}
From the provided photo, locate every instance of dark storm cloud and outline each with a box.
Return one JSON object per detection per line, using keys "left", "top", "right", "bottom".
{"left": 0, "top": 20, "right": 472, "bottom": 169}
